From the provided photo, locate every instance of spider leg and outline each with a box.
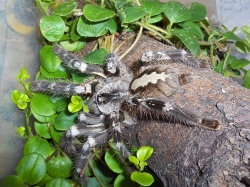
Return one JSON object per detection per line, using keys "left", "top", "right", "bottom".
{"left": 53, "top": 45, "right": 106, "bottom": 77}
{"left": 110, "top": 111, "right": 131, "bottom": 160}
{"left": 129, "top": 97, "right": 221, "bottom": 130}
{"left": 76, "top": 130, "right": 108, "bottom": 186}
{"left": 30, "top": 79, "right": 98, "bottom": 97}
{"left": 141, "top": 49, "right": 209, "bottom": 68}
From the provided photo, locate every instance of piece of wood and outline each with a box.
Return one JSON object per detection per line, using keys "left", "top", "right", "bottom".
{"left": 118, "top": 34, "right": 250, "bottom": 187}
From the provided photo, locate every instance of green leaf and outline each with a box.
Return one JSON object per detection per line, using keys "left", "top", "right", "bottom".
{"left": 141, "top": 0, "right": 164, "bottom": 16}
{"left": 244, "top": 70, "right": 250, "bottom": 89}
{"left": 53, "top": 110, "right": 77, "bottom": 131}
{"left": 24, "top": 136, "right": 55, "bottom": 159}
{"left": 40, "top": 45, "right": 61, "bottom": 72}
{"left": 40, "top": 65, "right": 69, "bottom": 79}
{"left": 34, "top": 121, "right": 51, "bottom": 139}
{"left": 54, "top": 98, "right": 68, "bottom": 112}
{"left": 40, "top": 15, "right": 65, "bottom": 42}
{"left": 231, "top": 58, "right": 250, "bottom": 69}
{"left": 31, "top": 107, "right": 58, "bottom": 123}
{"left": 241, "top": 25, "right": 250, "bottom": 35}
{"left": 164, "top": 2, "right": 190, "bottom": 23}
{"left": 137, "top": 146, "right": 154, "bottom": 162}
{"left": 45, "top": 178, "right": 71, "bottom": 187}
{"left": 68, "top": 99, "right": 83, "bottom": 113}
{"left": 173, "top": 29, "right": 200, "bottom": 57}
{"left": 128, "top": 155, "right": 139, "bottom": 167}
{"left": 120, "top": 6, "right": 147, "bottom": 24}
{"left": 236, "top": 41, "right": 250, "bottom": 53}
{"left": 223, "top": 31, "right": 243, "bottom": 42}
{"left": 91, "top": 159, "right": 115, "bottom": 184}
{"left": 214, "top": 61, "right": 223, "bottom": 74}
{"left": 83, "top": 48, "right": 108, "bottom": 64}
{"left": 31, "top": 93, "right": 56, "bottom": 116}
{"left": 50, "top": 124, "right": 64, "bottom": 143}
{"left": 52, "top": 1, "right": 77, "bottom": 16}
{"left": 131, "top": 171, "right": 154, "bottom": 186}
{"left": 17, "top": 153, "right": 46, "bottom": 185}
{"left": 59, "top": 40, "right": 79, "bottom": 52}
{"left": 114, "top": 173, "right": 140, "bottom": 187}
{"left": 36, "top": 173, "right": 53, "bottom": 186}
{"left": 188, "top": 2, "right": 207, "bottom": 22}
{"left": 149, "top": 14, "right": 163, "bottom": 23}
{"left": 179, "top": 21, "right": 203, "bottom": 39}
{"left": 105, "top": 150, "right": 124, "bottom": 173}
{"left": 46, "top": 156, "right": 73, "bottom": 178}
{"left": 17, "top": 67, "right": 30, "bottom": 83}
{"left": 70, "top": 18, "right": 81, "bottom": 41}
{"left": 12, "top": 90, "right": 30, "bottom": 110}
{"left": 0, "top": 175, "right": 24, "bottom": 187}
{"left": 77, "top": 16, "right": 113, "bottom": 37}
{"left": 83, "top": 4, "right": 115, "bottom": 22}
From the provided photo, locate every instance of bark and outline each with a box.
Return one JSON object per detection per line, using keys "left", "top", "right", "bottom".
{"left": 116, "top": 34, "right": 250, "bottom": 187}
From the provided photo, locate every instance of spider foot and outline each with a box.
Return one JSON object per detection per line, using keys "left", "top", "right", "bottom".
{"left": 201, "top": 118, "right": 222, "bottom": 130}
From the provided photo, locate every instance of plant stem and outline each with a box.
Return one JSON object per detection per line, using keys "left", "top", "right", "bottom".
{"left": 199, "top": 21, "right": 210, "bottom": 35}
{"left": 222, "top": 46, "right": 232, "bottom": 72}
{"left": 119, "top": 26, "right": 143, "bottom": 60}
{"left": 135, "top": 22, "right": 174, "bottom": 45}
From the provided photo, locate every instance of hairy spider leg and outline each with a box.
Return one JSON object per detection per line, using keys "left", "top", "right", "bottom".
{"left": 53, "top": 45, "right": 106, "bottom": 77}
{"left": 141, "top": 49, "right": 209, "bottom": 68}
{"left": 30, "top": 81, "right": 95, "bottom": 97}
{"left": 129, "top": 97, "right": 221, "bottom": 130}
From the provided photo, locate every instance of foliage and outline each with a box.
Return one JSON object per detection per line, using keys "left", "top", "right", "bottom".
{"left": 2, "top": 0, "right": 250, "bottom": 187}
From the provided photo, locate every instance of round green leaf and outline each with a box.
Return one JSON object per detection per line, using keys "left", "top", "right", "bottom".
{"left": 164, "top": 2, "right": 190, "bottom": 23}
{"left": 70, "top": 18, "right": 81, "bottom": 41}
{"left": 50, "top": 124, "right": 64, "bottom": 143}
{"left": 179, "top": 22, "right": 204, "bottom": 39}
{"left": 24, "top": 136, "right": 55, "bottom": 159}
{"left": 40, "top": 65, "right": 69, "bottom": 79}
{"left": 129, "top": 155, "right": 139, "bottom": 167}
{"left": 105, "top": 150, "right": 124, "bottom": 173}
{"left": 54, "top": 98, "right": 68, "bottom": 112}
{"left": 68, "top": 102, "right": 82, "bottom": 113}
{"left": 40, "top": 15, "right": 65, "bottom": 42}
{"left": 36, "top": 173, "right": 53, "bottom": 186}
{"left": 120, "top": 6, "right": 147, "bottom": 24}
{"left": 149, "top": 14, "right": 163, "bottom": 23}
{"left": 52, "top": 1, "right": 77, "bottom": 16}
{"left": 77, "top": 16, "right": 116, "bottom": 37}
{"left": 0, "top": 175, "right": 24, "bottom": 187}
{"left": 59, "top": 40, "right": 79, "bottom": 52}
{"left": 114, "top": 173, "right": 140, "bottom": 187}
{"left": 53, "top": 110, "right": 77, "bottom": 131}
{"left": 31, "top": 93, "right": 56, "bottom": 116}
{"left": 40, "top": 45, "right": 61, "bottom": 73}
{"left": 46, "top": 156, "right": 73, "bottom": 178}
{"left": 83, "top": 4, "right": 115, "bottom": 22}
{"left": 45, "top": 178, "right": 71, "bottom": 187}
{"left": 34, "top": 121, "right": 51, "bottom": 139}
{"left": 231, "top": 58, "right": 250, "bottom": 69}
{"left": 31, "top": 107, "right": 58, "bottom": 123}
{"left": 173, "top": 29, "right": 200, "bottom": 57}
{"left": 141, "top": 0, "right": 164, "bottom": 16}
{"left": 83, "top": 48, "right": 108, "bottom": 65}
{"left": 130, "top": 171, "right": 154, "bottom": 186}
{"left": 17, "top": 153, "right": 46, "bottom": 185}
{"left": 188, "top": 2, "right": 207, "bottom": 22}
{"left": 137, "top": 146, "right": 154, "bottom": 162}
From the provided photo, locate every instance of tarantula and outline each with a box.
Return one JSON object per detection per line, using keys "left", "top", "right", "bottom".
{"left": 30, "top": 45, "right": 221, "bottom": 186}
